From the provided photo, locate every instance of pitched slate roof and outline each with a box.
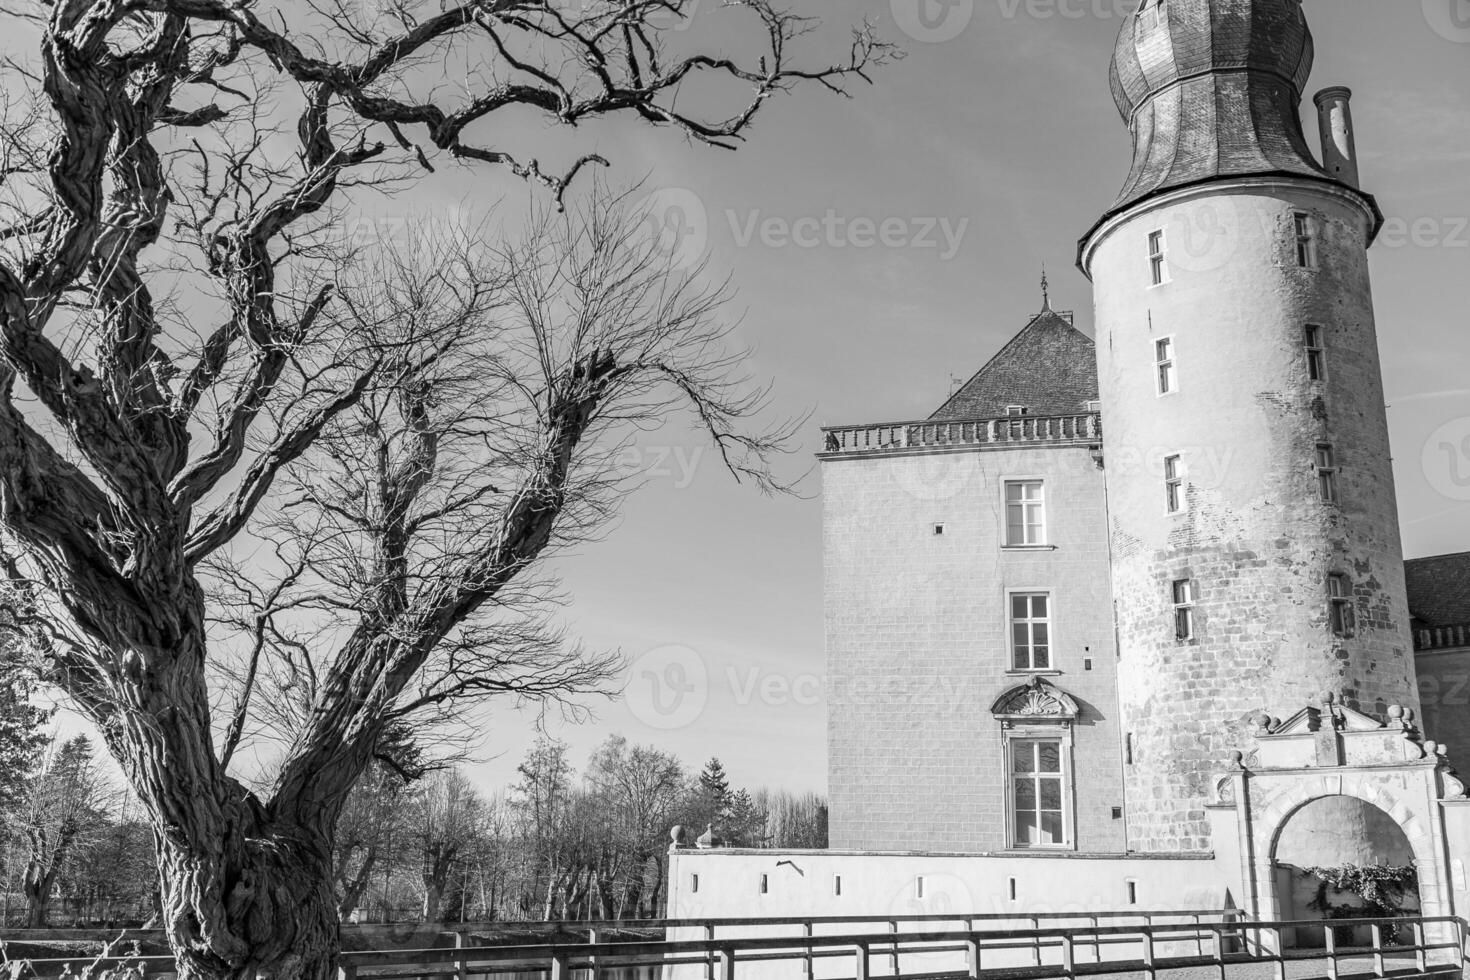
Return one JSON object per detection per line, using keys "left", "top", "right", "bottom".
{"left": 1405, "top": 552, "right": 1470, "bottom": 628}
{"left": 929, "top": 306, "right": 1099, "bottom": 421}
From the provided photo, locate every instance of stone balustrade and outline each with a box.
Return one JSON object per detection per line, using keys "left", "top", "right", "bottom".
{"left": 820, "top": 413, "right": 1102, "bottom": 456}
{"left": 1417, "top": 624, "right": 1470, "bottom": 652}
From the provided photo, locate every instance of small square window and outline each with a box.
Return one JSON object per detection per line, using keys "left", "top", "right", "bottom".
{"left": 1155, "top": 337, "right": 1177, "bottom": 395}
{"left": 1295, "top": 213, "right": 1318, "bottom": 269}
{"left": 1316, "top": 444, "right": 1339, "bottom": 503}
{"left": 1329, "top": 574, "right": 1356, "bottom": 638}
{"left": 934, "top": 524, "right": 945, "bottom": 536}
{"left": 1172, "top": 579, "right": 1195, "bottom": 641}
{"left": 1164, "top": 455, "right": 1184, "bottom": 514}
{"left": 1304, "top": 325, "right": 1326, "bottom": 382}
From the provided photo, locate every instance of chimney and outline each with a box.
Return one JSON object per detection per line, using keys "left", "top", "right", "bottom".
{"left": 1314, "top": 86, "right": 1361, "bottom": 188}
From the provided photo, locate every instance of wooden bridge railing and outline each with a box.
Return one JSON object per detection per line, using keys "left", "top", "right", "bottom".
{"left": 15, "top": 911, "right": 1466, "bottom": 980}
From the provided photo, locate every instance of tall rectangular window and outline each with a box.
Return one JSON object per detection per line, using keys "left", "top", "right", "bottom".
{"left": 1316, "top": 444, "right": 1339, "bottom": 503}
{"left": 1295, "top": 213, "right": 1318, "bottom": 268}
{"left": 1156, "top": 337, "right": 1177, "bottom": 395}
{"left": 1172, "top": 579, "right": 1195, "bottom": 641}
{"left": 1011, "top": 740, "right": 1068, "bottom": 848}
{"left": 1005, "top": 480, "right": 1046, "bottom": 546}
{"left": 1010, "top": 593, "right": 1052, "bottom": 670}
{"left": 1304, "top": 325, "right": 1326, "bottom": 381}
{"left": 1148, "top": 230, "right": 1168, "bottom": 285}
{"left": 1329, "top": 574, "right": 1356, "bottom": 637}
{"left": 1164, "top": 454, "right": 1184, "bottom": 514}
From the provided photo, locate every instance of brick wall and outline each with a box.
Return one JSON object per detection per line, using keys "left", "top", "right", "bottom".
{"left": 823, "top": 443, "right": 1125, "bottom": 853}
{"left": 1416, "top": 647, "right": 1470, "bottom": 766}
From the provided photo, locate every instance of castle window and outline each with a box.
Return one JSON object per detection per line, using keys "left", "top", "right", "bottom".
{"left": 1148, "top": 229, "right": 1168, "bottom": 285}
{"left": 1295, "top": 213, "right": 1318, "bottom": 269}
{"left": 760, "top": 873, "right": 769, "bottom": 895}
{"left": 1329, "top": 574, "right": 1356, "bottom": 637}
{"left": 692, "top": 874, "right": 699, "bottom": 893}
{"left": 1164, "top": 454, "right": 1184, "bottom": 514}
{"left": 1004, "top": 480, "right": 1046, "bottom": 546}
{"left": 1172, "top": 579, "right": 1195, "bottom": 641}
{"left": 834, "top": 875, "right": 842, "bottom": 897}
{"left": 1315, "top": 444, "right": 1339, "bottom": 503}
{"left": 1009, "top": 739, "right": 1069, "bottom": 848}
{"left": 1010, "top": 592, "right": 1051, "bottom": 670}
{"left": 1155, "top": 337, "right": 1177, "bottom": 395}
{"left": 1305, "top": 325, "right": 1326, "bottom": 381}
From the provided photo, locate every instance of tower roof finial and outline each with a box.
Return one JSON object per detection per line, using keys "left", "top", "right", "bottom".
{"left": 1040, "top": 265, "right": 1051, "bottom": 312}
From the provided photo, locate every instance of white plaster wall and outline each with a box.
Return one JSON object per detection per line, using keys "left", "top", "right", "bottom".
{"left": 663, "top": 849, "right": 1231, "bottom": 980}
{"left": 1082, "top": 178, "right": 1420, "bottom": 853}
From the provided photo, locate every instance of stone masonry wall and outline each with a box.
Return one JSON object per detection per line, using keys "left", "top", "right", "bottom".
{"left": 1084, "top": 180, "right": 1421, "bottom": 853}
{"left": 823, "top": 443, "right": 1125, "bottom": 852}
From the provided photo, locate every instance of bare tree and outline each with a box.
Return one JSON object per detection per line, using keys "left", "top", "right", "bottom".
{"left": 411, "top": 768, "right": 486, "bottom": 923}
{"left": 0, "top": 1, "right": 893, "bottom": 973}
{"left": 18, "top": 734, "right": 114, "bottom": 927}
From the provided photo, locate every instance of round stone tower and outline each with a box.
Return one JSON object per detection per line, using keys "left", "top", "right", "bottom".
{"left": 1078, "top": 0, "right": 1420, "bottom": 853}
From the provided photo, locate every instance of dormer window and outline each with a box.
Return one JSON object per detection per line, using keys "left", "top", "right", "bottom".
{"left": 1140, "top": 0, "right": 1166, "bottom": 31}
{"left": 1006, "top": 405, "right": 1030, "bottom": 417}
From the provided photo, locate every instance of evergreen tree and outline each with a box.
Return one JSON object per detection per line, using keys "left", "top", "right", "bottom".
{"left": 0, "top": 644, "right": 50, "bottom": 819}
{"left": 698, "top": 758, "right": 731, "bottom": 808}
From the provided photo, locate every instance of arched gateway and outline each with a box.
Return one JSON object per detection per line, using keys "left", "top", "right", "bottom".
{"left": 1207, "top": 696, "right": 1470, "bottom": 950}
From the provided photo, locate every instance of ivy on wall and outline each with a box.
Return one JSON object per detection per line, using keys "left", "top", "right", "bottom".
{"left": 1303, "top": 864, "right": 1419, "bottom": 917}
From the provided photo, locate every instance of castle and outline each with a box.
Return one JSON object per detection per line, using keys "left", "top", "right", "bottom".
{"left": 667, "top": 0, "right": 1470, "bottom": 944}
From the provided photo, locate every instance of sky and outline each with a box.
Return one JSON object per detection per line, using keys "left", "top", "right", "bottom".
{"left": 446, "top": 0, "right": 1470, "bottom": 798}
{"left": 34, "top": 1, "right": 1470, "bottom": 800}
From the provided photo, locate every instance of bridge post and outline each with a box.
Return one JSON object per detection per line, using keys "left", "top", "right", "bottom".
{"left": 965, "top": 934, "right": 981, "bottom": 978}
{"left": 719, "top": 945, "right": 737, "bottom": 980}
{"left": 853, "top": 943, "right": 871, "bottom": 980}
{"left": 1370, "top": 922, "right": 1385, "bottom": 978}
{"left": 1141, "top": 930, "right": 1156, "bottom": 980}
{"left": 1323, "top": 920, "right": 1338, "bottom": 980}
{"left": 1061, "top": 934, "right": 1075, "bottom": 980}
{"left": 588, "top": 927, "right": 600, "bottom": 980}
{"left": 802, "top": 921, "right": 813, "bottom": 980}
{"left": 552, "top": 952, "right": 570, "bottom": 980}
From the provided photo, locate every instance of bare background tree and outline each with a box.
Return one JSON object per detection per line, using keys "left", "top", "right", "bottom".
{"left": 0, "top": 1, "right": 891, "bottom": 976}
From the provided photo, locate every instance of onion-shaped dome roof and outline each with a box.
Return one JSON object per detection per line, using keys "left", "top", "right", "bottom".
{"left": 1110, "top": 0, "right": 1315, "bottom": 125}
{"left": 1097, "top": 0, "right": 1349, "bottom": 218}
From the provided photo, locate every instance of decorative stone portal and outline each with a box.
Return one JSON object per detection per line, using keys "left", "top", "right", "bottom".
{"left": 1208, "top": 696, "right": 1469, "bottom": 952}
